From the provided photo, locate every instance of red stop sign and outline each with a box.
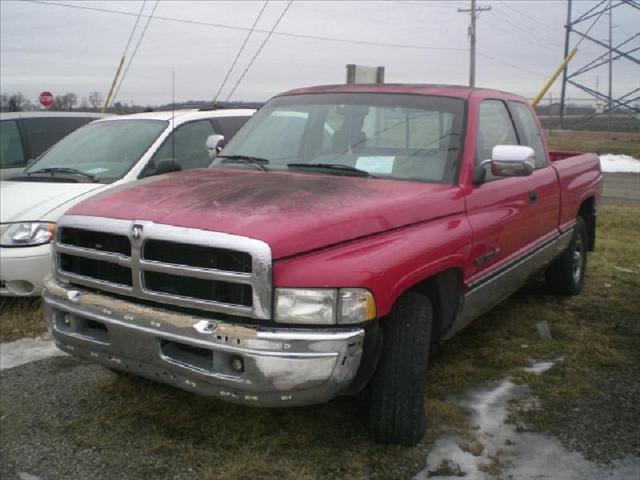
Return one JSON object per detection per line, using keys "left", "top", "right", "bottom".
{"left": 39, "top": 91, "right": 54, "bottom": 108}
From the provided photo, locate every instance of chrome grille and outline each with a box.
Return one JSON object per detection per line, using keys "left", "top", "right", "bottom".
{"left": 54, "top": 215, "right": 272, "bottom": 319}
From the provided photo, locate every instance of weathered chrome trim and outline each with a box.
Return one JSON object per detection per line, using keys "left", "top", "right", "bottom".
{"left": 54, "top": 215, "right": 273, "bottom": 319}
{"left": 444, "top": 228, "right": 574, "bottom": 339}
{"left": 43, "top": 278, "right": 364, "bottom": 407}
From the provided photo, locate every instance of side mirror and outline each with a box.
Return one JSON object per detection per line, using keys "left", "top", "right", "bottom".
{"left": 474, "top": 145, "right": 535, "bottom": 184}
{"left": 206, "top": 134, "right": 226, "bottom": 159}
{"left": 152, "top": 158, "right": 182, "bottom": 176}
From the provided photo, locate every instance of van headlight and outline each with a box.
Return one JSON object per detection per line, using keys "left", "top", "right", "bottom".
{"left": 0, "top": 222, "right": 56, "bottom": 247}
{"left": 274, "top": 288, "right": 376, "bottom": 325}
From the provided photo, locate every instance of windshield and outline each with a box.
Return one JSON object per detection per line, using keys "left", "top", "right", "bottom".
{"left": 218, "top": 93, "right": 465, "bottom": 183}
{"left": 25, "top": 119, "right": 168, "bottom": 181}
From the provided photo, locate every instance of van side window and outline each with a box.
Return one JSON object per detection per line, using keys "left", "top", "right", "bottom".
{"left": 509, "top": 101, "right": 548, "bottom": 168}
{"left": 0, "top": 120, "right": 25, "bottom": 168}
{"left": 152, "top": 120, "right": 215, "bottom": 170}
{"left": 476, "top": 100, "right": 519, "bottom": 181}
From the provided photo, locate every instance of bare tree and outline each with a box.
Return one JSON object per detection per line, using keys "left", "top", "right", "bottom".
{"left": 53, "top": 92, "right": 78, "bottom": 111}
{"left": 88, "top": 91, "right": 103, "bottom": 111}
{"left": 8, "top": 92, "right": 27, "bottom": 111}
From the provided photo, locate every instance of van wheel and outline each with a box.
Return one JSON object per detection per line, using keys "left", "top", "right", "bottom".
{"left": 546, "top": 217, "right": 588, "bottom": 295}
{"left": 368, "top": 292, "right": 432, "bottom": 445}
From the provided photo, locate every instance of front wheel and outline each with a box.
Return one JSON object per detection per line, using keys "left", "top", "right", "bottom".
{"left": 367, "top": 291, "right": 432, "bottom": 445}
{"left": 545, "top": 217, "right": 588, "bottom": 295}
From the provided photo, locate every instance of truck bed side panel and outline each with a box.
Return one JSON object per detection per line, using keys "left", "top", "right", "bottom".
{"left": 551, "top": 152, "right": 602, "bottom": 229}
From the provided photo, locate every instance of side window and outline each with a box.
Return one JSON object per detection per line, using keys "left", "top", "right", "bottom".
{"left": 0, "top": 120, "right": 25, "bottom": 168}
{"left": 20, "top": 117, "right": 92, "bottom": 159}
{"left": 214, "top": 116, "right": 250, "bottom": 140}
{"left": 476, "top": 100, "right": 519, "bottom": 180}
{"left": 509, "top": 102, "right": 548, "bottom": 168}
{"left": 153, "top": 120, "right": 215, "bottom": 170}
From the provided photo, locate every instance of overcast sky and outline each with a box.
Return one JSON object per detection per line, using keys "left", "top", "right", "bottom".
{"left": 1, "top": 0, "right": 638, "bottom": 106}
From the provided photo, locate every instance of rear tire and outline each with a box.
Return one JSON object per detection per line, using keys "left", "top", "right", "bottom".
{"left": 368, "top": 291, "right": 432, "bottom": 445}
{"left": 545, "top": 217, "right": 588, "bottom": 296}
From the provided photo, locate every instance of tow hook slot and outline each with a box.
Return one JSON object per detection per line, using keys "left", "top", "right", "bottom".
{"left": 54, "top": 309, "right": 110, "bottom": 344}
{"left": 159, "top": 339, "right": 245, "bottom": 377}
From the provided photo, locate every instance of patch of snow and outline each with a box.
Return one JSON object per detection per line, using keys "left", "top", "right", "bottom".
{"left": 523, "top": 359, "right": 556, "bottom": 375}
{"left": 415, "top": 360, "right": 640, "bottom": 480}
{"left": 599, "top": 154, "right": 640, "bottom": 173}
{"left": 18, "top": 473, "right": 44, "bottom": 480}
{"left": 0, "top": 336, "right": 66, "bottom": 370}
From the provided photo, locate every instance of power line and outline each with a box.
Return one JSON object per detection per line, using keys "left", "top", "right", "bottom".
{"left": 488, "top": 6, "right": 564, "bottom": 49}
{"left": 21, "top": 0, "right": 467, "bottom": 52}
{"left": 476, "top": 51, "right": 547, "bottom": 78}
{"left": 225, "top": 0, "right": 294, "bottom": 101}
{"left": 497, "top": 1, "right": 563, "bottom": 36}
{"left": 213, "top": 0, "right": 269, "bottom": 105}
{"left": 112, "top": 0, "right": 159, "bottom": 104}
{"left": 121, "top": 1, "right": 146, "bottom": 59}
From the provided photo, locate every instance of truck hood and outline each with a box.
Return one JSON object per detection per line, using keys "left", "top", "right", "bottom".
{"left": 67, "top": 169, "right": 465, "bottom": 259}
{"left": 0, "top": 180, "right": 106, "bottom": 223}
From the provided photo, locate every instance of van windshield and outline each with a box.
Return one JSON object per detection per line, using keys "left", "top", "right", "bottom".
{"left": 25, "top": 119, "right": 167, "bottom": 182}
{"left": 217, "top": 93, "right": 465, "bottom": 183}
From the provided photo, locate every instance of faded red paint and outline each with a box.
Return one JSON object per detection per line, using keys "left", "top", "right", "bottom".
{"left": 65, "top": 84, "right": 602, "bottom": 318}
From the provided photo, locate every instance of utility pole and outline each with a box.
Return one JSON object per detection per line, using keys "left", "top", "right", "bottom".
{"left": 458, "top": 0, "right": 491, "bottom": 87}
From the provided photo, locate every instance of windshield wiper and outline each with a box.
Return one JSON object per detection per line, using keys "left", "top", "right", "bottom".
{"left": 287, "top": 163, "right": 376, "bottom": 178}
{"left": 217, "top": 155, "right": 270, "bottom": 171}
{"left": 28, "top": 167, "right": 97, "bottom": 182}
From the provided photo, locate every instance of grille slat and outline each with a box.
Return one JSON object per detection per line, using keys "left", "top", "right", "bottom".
{"left": 54, "top": 218, "right": 272, "bottom": 319}
{"left": 60, "top": 254, "right": 133, "bottom": 287}
{"left": 59, "top": 227, "right": 131, "bottom": 256}
{"left": 144, "top": 240, "right": 252, "bottom": 273}
{"left": 144, "top": 271, "right": 253, "bottom": 306}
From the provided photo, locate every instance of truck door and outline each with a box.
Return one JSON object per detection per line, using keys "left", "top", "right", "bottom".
{"left": 507, "top": 100, "right": 561, "bottom": 243}
{"left": 465, "top": 99, "right": 546, "bottom": 287}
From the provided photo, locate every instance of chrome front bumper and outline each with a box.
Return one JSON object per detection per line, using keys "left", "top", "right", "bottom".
{"left": 42, "top": 277, "right": 364, "bottom": 407}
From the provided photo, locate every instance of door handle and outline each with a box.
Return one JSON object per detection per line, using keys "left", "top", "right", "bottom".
{"left": 529, "top": 191, "right": 539, "bottom": 204}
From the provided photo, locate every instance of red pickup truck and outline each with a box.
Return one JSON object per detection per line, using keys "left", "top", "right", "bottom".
{"left": 43, "top": 84, "right": 602, "bottom": 445}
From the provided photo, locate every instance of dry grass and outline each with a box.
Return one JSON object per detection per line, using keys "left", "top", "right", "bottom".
{"left": 0, "top": 297, "right": 44, "bottom": 341}
{"left": 546, "top": 130, "right": 640, "bottom": 158}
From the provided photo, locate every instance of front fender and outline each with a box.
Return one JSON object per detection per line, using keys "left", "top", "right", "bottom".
{"left": 273, "top": 214, "right": 473, "bottom": 318}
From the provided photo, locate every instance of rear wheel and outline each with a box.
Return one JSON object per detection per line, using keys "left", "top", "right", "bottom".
{"left": 546, "top": 217, "right": 588, "bottom": 295}
{"left": 368, "top": 291, "right": 432, "bottom": 445}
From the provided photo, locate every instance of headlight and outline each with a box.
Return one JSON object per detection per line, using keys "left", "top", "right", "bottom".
{"left": 0, "top": 222, "right": 56, "bottom": 247}
{"left": 274, "top": 288, "right": 376, "bottom": 325}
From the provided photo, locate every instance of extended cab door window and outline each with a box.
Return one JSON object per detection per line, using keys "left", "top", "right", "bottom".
{"left": 152, "top": 119, "right": 215, "bottom": 170}
{"left": 476, "top": 100, "right": 519, "bottom": 181}
{"left": 508, "top": 101, "right": 548, "bottom": 168}
{"left": 0, "top": 120, "right": 25, "bottom": 168}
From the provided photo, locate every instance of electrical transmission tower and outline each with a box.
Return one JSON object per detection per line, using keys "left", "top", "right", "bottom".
{"left": 559, "top": 0, "right": 640, "bottom": 127}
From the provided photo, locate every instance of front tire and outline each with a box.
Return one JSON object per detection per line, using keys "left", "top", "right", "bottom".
{"left": 545, "top": 217, "right": 588, "bottom": 295}
{"left": 368, "top": 291, "right": 432, "bottom": 445}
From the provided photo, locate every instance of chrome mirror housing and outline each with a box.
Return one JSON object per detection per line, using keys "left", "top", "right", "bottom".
{"left": 206, "top": 134, "right": 225, "bottom": 159}
{"left": 485, "top": 145, "right": 535, "bottom": 178}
